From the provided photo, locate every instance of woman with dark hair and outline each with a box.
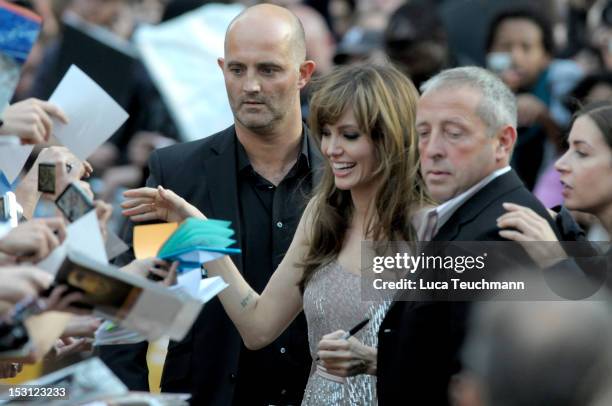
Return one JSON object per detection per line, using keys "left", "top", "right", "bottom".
{"left": 121, "top": 63, "right": 432, "bottom": 404}
{"left": 497, "top": 101, "right": 612, "bottom": 267}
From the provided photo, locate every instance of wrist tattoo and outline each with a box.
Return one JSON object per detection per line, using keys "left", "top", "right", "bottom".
{"left": 240, "top": 291, "right": 254, "bottom": 308}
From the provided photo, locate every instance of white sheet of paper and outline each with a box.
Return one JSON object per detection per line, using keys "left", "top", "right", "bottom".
{"left": 67, "top": 210, "right": 108, "bottom": 264}
{"left": 165, "top": 277, "right": 226, "bottom": 340}
{"left": 166, "top": 298, "right": 203, "bottom": 341}
{"left": 0, "top": 136, "right": 32, "bottom": 183}
{"left": 134, "top": 4, "right": 241, "bottom": 141}
{"left": 122, "top": 289, "right": 183, "bottom": 341}
{"left": 198, "top": 276, "right": 228, "bottom": 303}
{"left": 36, "top": 242, "right": 66, "bottom": 275}
{"left": 37, "top": 211, "right": 108, "bottom": 274}
{"left": 105, "top": 230, "right": 129, "bottom": 260}
{"left": 94, "top": 321, "right": 146, "bottom": 346}
{"left": 48, "top": 65, "right": 129, "bottom": 160}
{"left": 21, "top": 358, "right": 128, "bottom": 403}
{"left": 174, "top": 250, "right": 224, "bottom": 264}
{"left": 176, "top": 268, "right": 201, "bottom": 298}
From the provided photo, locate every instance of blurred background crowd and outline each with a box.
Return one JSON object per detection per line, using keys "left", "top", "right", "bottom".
{"left": 6, "top": 0, "right": 612, "bottom": 241}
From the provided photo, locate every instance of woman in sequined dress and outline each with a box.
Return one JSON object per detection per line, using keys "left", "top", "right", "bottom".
{"left": 123, "top": 63, "right": 432, "bottom": 405}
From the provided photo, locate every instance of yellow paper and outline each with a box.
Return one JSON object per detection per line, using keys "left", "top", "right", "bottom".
{"left": 133, "top": 223, "right": 178, "bottom": 259}
{"left": 0, "top": 312, "right": 74, "bottom": 364}
{"left": 25, "top": 312, "right": 72, "bottom": 361}
{"left": 0, "top": 311, "right": 71, "bottom": 364}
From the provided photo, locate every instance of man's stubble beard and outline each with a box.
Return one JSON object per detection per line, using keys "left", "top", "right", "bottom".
{"left": 234, "top": 96, "right": 296, "bottom": 135}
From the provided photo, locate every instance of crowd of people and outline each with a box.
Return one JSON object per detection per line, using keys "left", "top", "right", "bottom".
{"left": 1, "top": 0, "right": 612, "bottom": 405}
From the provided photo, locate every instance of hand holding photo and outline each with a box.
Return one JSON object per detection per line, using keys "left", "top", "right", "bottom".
{"left": 55, "top": 182, "right": 94, "bottom": 222}
{"left": 37, "top": 162, "right": 56, "bottom": 194}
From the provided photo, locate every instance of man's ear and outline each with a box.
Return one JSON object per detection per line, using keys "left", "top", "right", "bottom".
{"left": 217, "top": 57, "right": 225, "bottom": 71}
{"left": 297, "top": 60, "right": 316, "bottom": 89}
{"left": 495, "top": 124, "right": 517, "bottom": 162}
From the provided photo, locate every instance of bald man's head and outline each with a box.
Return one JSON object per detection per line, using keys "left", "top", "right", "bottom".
{"left": 225, "top": 4, "right": 306, "bottom": 65}
{"left": 217, "top": 3, "right": 316, "bottom": 134}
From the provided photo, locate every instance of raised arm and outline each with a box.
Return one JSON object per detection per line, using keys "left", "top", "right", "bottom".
{"left": 14, "top": 146, "right": 92, "bottom": 219}
{"left": 122, "top": 185, "right": 315, "bottom": 349}
{"left": 205, "top": 201, "right": 312, "bottom": 349}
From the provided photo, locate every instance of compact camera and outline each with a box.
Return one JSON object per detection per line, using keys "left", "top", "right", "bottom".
{"left": 0, "top": 192, "right": 23, "bottom": 228}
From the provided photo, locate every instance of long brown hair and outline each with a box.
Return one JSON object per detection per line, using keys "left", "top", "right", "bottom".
{"left": 299, "top": 63, "right": 433, "bottom": 292}
{"left": 575, "top": 101, "right": 612, "bottom": 150}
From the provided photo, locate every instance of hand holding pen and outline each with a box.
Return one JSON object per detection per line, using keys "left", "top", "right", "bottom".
{"left": 341, "top": 318, "right": 369, "bottom": 339}
{"left": 316, "top": 318, "right": 377, "bottom": 377}
{"left": 316, "top": 318, "right": 369, "bottom": 361}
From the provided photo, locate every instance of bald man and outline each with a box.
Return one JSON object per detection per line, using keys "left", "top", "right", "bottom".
{"left": 99, "top": 5, "right": 319, "bottom": 405}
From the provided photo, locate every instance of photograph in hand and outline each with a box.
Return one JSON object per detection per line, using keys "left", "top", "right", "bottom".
{"left": 55, "top": 182, "right": 94, "bottom": 222}
{"left": 38, "top": 162, "right": 56, "bottom": 194}
{"left": 54, "top": 256, "right": 142, "bottom": 318}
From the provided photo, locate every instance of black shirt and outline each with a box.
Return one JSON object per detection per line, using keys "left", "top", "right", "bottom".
{"left": 232, "top": 132, "right": 313, "bottom": 405}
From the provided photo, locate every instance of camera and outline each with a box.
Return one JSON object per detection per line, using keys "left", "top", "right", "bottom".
{"left": 55, "top": 182, "right": 94, "bottom": 223}
{"left": 0, "top": 192, "right": 23, "bottom": 228}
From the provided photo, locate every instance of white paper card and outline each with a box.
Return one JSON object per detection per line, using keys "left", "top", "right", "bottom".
{"left": 176, "top": 267, "right": 201, "bottom": 298}
{"left": 49, "top": 65, "right": 129, "bottom": 160}
{"left": 174, "top": 250, "right": 224, "bottom": 264}
{"left": 36, "top": 242, "right": 67, "bottom": 275}
{"left": 66, "top": 210, "right": 108, "bottom": 264}
{"left": 0, "top": 136, "right": 32, "bottom": 184}
{"left": 166, "top": 298, "right": 204, "bottom": 341}
{"left": 37, "top": 210, "right": 108, "bottom": 274}
{"left": 94, "top": 321, "right": 146, "bottom": 346}
{"left": 134, "top": 4, "right": 241, "bottom": 141}
{"left": 122, "top": 289, "right": 183, "bottom": 341}
{"left": 199, "top": 276, "right": 228, "bottom": 303}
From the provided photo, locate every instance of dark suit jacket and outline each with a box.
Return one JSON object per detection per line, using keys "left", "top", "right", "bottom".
{"left": 99, "top": 125, "right": 322, "bottom": 405}
{"left": 376, "top": 169, "right": 560, "bottom": 406}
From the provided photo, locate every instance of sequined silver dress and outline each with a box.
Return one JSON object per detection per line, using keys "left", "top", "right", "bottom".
{"left": 301, "top": 261, "right": 392, "bottom": 406}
